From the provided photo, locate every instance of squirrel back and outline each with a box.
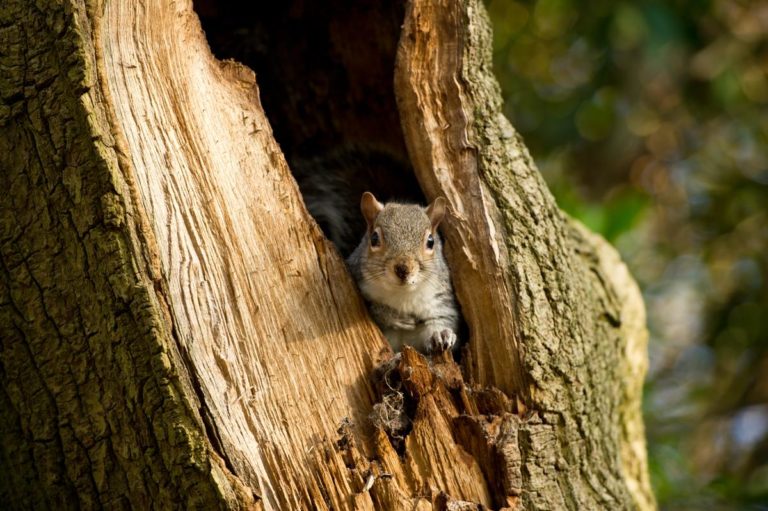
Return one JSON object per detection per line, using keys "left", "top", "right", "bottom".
{"left": 347, "top": 192, "right": 459, "bottom": 353}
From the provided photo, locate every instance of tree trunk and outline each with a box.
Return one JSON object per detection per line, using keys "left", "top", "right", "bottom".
{"left": 0, "top": 0, "right": 654, "bottom": 510}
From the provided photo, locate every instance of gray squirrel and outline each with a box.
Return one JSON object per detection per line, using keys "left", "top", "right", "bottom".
{"left": 347, "top": 192, "right": 459, "bottom": 353}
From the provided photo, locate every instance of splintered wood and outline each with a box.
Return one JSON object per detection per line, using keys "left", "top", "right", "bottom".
{"left": 98, "top": 0, "right": 523, "bottom": 508}
{"left": 394, "top": 0, "right": 527, "bottom": 397}
{"left": 93, "top": 0, "right": 653, "bottom": 508}
{"left": 101, "top": 0, "right": 387, "bottom": 507}
{"left": 334, "top": 348, "right": 524, "bottom": 510}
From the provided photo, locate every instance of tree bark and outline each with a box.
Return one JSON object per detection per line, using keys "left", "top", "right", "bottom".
{"left": 0, "top": 0, "right": 654, "bottom": 510}
{"left": 394, "top": 2, "right": 655, "bottom": 509}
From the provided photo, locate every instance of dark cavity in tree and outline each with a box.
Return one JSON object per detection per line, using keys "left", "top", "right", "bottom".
{"left": 194, "top": 0, "right": 424, "bottom": 254}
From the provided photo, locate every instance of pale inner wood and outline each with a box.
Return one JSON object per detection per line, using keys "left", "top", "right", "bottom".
{"left": 101, "top": 0, "right": 386, "bottom": 506}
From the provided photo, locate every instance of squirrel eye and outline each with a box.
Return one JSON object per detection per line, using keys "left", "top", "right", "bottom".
{"left": 370, "top": 230, "right": 381, "bottom": 247}
{"left": 426, "top": 233, "right": 435, "bottom": 250}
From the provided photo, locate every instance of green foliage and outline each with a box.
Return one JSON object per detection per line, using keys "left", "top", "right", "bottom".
{"left": 489, "top": 0, "right": 768, "bottom": 507}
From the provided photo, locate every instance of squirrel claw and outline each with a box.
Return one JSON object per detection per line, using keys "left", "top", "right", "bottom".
{"left": 429, "top": 329, "right": 456, "bottom": 353}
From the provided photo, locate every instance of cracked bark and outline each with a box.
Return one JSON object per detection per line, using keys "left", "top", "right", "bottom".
{"left": 0, "top": 0, "right": 654, "bottom": 510}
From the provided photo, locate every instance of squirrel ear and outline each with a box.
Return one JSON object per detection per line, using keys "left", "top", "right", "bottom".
{"left": 427, "top": 197, "right": 447, "bottom": 229}
{"left": 361, "top": 192, "right": 384, "bottom": 227}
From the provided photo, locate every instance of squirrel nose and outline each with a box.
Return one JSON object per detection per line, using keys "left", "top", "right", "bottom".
{"left": 394, "top": 263, "right": 409, "bottom": 281}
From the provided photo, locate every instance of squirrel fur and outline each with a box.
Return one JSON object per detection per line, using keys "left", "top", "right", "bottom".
{"left": 347, "top": 192, "right": 459, "bottom": 353}
{"left": 292, "top": 147, "right": 421, "bottom": 256}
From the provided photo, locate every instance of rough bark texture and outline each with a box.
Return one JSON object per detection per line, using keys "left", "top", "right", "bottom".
{"left": 394, "top": 1, "right": 655, "bottom": 509}
{"left": 0, "top": 1, "right": 255, "bottom": 509}
{"left": 0, "top": 0, "right": 654, "bottom": 510}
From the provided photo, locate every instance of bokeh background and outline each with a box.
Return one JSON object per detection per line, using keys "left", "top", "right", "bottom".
{"left": 487, "top": 0, "right": 768, "bottom": 508}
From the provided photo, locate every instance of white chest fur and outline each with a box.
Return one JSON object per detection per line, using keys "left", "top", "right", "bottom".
{"left": 360, "top": 278, "right": 438, "bottom": 318}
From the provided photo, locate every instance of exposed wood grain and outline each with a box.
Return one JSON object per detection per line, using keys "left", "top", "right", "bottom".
{"left": 100, "top": 0, "right": 388, "bottom": 507}
{"left": 395, "top": 0, "right": 527, "bottom": 397}
{"left": 395, "top": 0, "right": 655, "bottom": 508}
{"left": 0, "top": 0, "right": 264, "bottom": 507}
{"left": 98, "top": 0, "right": 510, "bottom": 508}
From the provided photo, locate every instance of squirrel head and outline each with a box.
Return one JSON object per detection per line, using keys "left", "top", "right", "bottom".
{"left": 359, "top": 191, "right": 447, "bottom": 289}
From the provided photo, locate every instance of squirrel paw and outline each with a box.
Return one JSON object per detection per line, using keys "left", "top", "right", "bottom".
{"left": 428, "top": 329, "right": 457, "bottom": 353}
